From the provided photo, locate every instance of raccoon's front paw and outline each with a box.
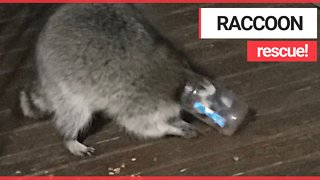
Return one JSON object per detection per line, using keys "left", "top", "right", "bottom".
{"left": 169, "top": 118, "right": 199, "bottom": 138}
{"left": 65, "top": 140, "right": 95, "bottom": 156}
{"left": 180, "top": 123, "right": 199, "bottom": 138}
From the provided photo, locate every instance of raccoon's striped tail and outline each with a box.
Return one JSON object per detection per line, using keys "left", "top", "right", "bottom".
{"left": 19, "top": 81, "right": 51, "bottom": 119}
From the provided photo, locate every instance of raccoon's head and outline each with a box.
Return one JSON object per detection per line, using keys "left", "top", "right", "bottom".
{"left": 196, "top": 78, "right": 216, "bottom": 98}
{"left": 183, "top": 76, "right": 216, "bottom": 103}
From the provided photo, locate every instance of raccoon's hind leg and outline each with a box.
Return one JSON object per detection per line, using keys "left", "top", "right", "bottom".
{"left": 52, "top": 95, "right": 95, "bottom": 156}
{"left": 20, "top": 80, "right": 52, "bottom": 119}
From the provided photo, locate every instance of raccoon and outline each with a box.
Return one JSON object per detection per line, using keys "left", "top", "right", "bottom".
{"left": 20, "top": 4, "right": 215, "bottom": 156}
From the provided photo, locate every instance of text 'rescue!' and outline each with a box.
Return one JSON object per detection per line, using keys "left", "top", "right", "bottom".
{"left": 199, "top": 8, "right": 317, "bottom": 39}
{"left": 247, "top": 41, "right": 317, "bottom": 62}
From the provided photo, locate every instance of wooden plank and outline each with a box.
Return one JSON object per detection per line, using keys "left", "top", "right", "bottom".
{"left": 0, "top": 109, "right": 43, "bottom": 136}
{"left": 143, "top": 122, "right": 320, "bottom": 175}
{"left": 0, "top": 5, "right": 26, "bottom": 21}
{"left": 220, "top": 63, "right": 320, "bottom": 97}
{"left": 245, "top": 77, "right": 320, "bottom": 116}
{"left": 0, "top": 124, "right": 151, "bottom": 175}
{"left": 0, "top": 66, "right": 35, "bottom": 93}
{"left": 186, "top": 45, "right": 266, "bottom": 78}
{"left": 0, "top": 5, "right": 57, "bottom": 23}
{"left": 0, "top": 16, "right": 37, "bottom": 54}
{"left": 45, "top": 101, "right": 320, "bottom": 175}
{"left": 0, "top": 89, "right": 21, "bottom": 114}
{"left": 0, "top": 29, "right": 37, "bottom": 61}
{"left": 245, "top": 151, "right": 320, "bottom": 175}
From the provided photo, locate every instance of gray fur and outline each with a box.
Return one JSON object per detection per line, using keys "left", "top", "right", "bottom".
{"left": 20, "top": 4, "right": 210, "bottom": 156}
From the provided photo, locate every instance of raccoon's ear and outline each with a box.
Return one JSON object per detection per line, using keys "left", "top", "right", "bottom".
{"left": 198, "top": 81, "right": 216, "bottom": 97}
{"left": 206, "top": 83, "right": 216, "bottom": 95}
{"left": 203, "top": 78, "right": 216, "bottom": 94}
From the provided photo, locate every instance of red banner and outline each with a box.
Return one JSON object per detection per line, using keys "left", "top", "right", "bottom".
{"left": 0, "top": 0, "right": 319, "bottom": 3}
{"left": 1, "top": 177, "right": 320, "bottom": 180}
{"left": 247, "top": 41, "right": 318, "bottom": 62}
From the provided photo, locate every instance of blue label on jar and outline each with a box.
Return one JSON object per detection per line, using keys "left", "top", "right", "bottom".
{"left": 193, "top": 102, "right": 226, "bottom": 128}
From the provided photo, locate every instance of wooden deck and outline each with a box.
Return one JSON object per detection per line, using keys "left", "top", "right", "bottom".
{"left": 0, "top": 4, "right": 320, "bottom": 176}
